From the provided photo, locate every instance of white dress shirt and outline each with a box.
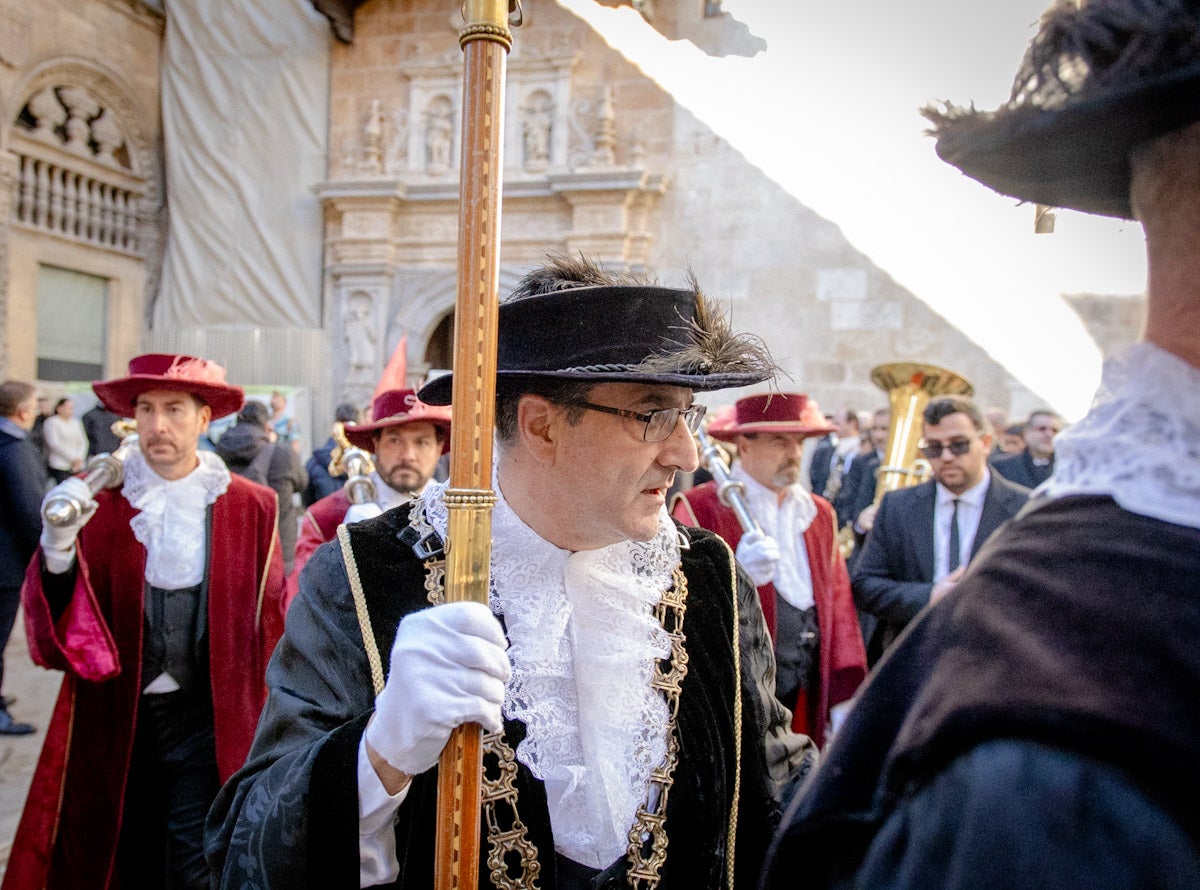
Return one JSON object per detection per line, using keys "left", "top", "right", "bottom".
{"left": 933, "top": 471, "right": 991, "bottom": 582}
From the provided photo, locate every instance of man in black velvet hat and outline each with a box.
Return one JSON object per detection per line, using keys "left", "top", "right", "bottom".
{"left": 762, "top": 1, "right": 1200, "bottom": 887}
{"left": 208, "top": 256, "right": 814, "bottom": 888}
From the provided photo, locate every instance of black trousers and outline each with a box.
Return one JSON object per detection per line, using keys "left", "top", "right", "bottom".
{"left": 0, "top": 583, "right": 19, "bottom": 694}
{"left": 116, "top": 690, "right": 219, "bottom": 889}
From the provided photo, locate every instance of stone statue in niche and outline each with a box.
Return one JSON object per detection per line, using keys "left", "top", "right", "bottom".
{"left": 362, "top": 99, "right": 384, "bottom": 175}
{"left": 343, "top": 291, "right": 377, "bottom": 385}
{"left": 425, "top": 107, "right": 453, "bottom": 175}
{"left": 521, "top": 94, "right": 553, "bottom": 172}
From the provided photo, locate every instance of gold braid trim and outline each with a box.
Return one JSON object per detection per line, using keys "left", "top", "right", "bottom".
{"left": 337, "top": 523, "right": 385, "bottom": 696}
{"left": 624, "top": 566, "right": 689, "bottom": 889}
{"left": 726, "top": 547, "right": 742, "bottom": 890}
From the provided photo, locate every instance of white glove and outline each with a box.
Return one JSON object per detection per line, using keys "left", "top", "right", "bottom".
{"left": 344, "top": 502, "right": 384, "bottom": 525}
{"left": 40, "top": 478, "right": 98, "bottom": 572}
{"left": 365, "top": 601, "right": 511, "bottom": 778}
{"left": 736, "top": 529, "right": 780, "bottom": 587}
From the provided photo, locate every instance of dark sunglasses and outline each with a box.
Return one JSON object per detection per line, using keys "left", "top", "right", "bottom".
{"left": 919, "top": 437, "right": 975, "bottom": 459}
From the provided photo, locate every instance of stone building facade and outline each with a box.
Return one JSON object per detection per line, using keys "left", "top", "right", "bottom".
{"left": 320, "top": 0, "right": 1073, "bottom": 420}
{"left": 0, "top": 0, "right": 163, "bottom": 390}
{"left": 0, "top": 0, "right": 1143, "bottom": 441}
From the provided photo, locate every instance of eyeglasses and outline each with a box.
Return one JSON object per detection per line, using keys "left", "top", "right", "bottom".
{"left": 567, "top": 401, "right": 708, "bottom": 442}
{"left": 919, "top": 437, "right": 976, "bottom": 459}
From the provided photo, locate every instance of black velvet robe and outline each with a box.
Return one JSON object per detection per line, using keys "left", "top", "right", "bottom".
{"left": 763, "top": 495, "right": 1200, "bottom": 889}
{"left": 207, "top": 501, "right": 812, "bottom": 888}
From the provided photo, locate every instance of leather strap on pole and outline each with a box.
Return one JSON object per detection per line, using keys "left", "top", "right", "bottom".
{"left": 435, "top": 2, "right": 517, "bottom": 888}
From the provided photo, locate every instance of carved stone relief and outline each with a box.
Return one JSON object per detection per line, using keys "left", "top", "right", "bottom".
{"left": 16, "top": 83, "right": 132, "bottom": 172}
{"left": 423, "top": 95, "right": 454, "bottom": 176}
{"left": 520, "top": 90, "right": 553, "bottom": 172}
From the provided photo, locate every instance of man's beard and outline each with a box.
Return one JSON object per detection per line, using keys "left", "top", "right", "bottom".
{"left": 381, "top": 464, "right": 427, "bottom": 495}
{"left": 771, "top": 462, "right": 801, "bottom": 489}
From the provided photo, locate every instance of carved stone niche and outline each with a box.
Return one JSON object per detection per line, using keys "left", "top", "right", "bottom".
{"left": 401, "top": 66, "right": 463, "bottom": 180}
{"left": 506, "top": 48, "right": 578, "bottom": 177}
{"left": 333, "top": 282, "right": 384, "bottom": 406}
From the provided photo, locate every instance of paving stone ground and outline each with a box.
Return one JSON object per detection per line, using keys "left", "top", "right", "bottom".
{"left": 0, "top": 609, "right": 63, "bottom": 880}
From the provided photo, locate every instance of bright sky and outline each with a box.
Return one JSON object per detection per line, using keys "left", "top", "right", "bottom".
{"left": 555, "top": 0, "right": 1149, "bottom": 419}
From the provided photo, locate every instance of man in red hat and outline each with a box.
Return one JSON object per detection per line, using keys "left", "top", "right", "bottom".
{"left": 672, "top": 393, "right": 866, "bottom": 748}
{"left": 6, "top": 353, "right": 286, "bottom": 890}
{"left": 289, "top": 388, "right": 450, "bottom": 598}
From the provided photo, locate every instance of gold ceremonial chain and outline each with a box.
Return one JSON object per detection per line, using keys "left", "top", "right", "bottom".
{"left": 410, "top": 506, "right": 690, "bottom": 887}
{"left": 624, "top": 566, "right": 689, "bottom": 890}
{"left": 481, "top": 729, "right": 542, "bottom": 888}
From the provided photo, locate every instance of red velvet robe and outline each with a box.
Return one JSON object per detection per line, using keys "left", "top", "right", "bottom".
{"left": 672, "top": 483, "right": 866, "bottom": 747}
{"left": 286, "top": 488, "right": 352, "bottom": 607}
{"left": 5, "top": 475, "right": 286, "bottom": 890}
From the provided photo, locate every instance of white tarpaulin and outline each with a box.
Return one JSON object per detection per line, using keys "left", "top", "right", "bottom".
{"left": 155, "top": 0, "right": 329, "bottom": 329}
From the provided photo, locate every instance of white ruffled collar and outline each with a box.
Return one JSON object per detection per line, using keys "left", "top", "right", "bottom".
{"left": 123, "top": 450, "right": 231, "bottom": 588}
{"left": 1038, "top": 342, "right": 1200, "bottom": 530}
{"left": 421, "top": 472, "right": 680, "bottom": 867}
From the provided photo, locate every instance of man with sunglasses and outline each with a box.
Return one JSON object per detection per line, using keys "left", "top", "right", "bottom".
{"left": 208, "top": 255, "right": 813, "bottom": 888}
{"left": 849, "top": 395, "right": 1028, "bottom": 664}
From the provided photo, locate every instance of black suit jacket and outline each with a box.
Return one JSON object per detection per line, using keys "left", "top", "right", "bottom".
{"left": 809, "top": 438, "right": 836, "bottom": 497}
{"left": 851, "top": 472, "right": 1030, "bottom": 663}
{"left": 992, "top": 450, "right": 1055, "bottom": 489}
{"left": 835, "top": 451, "right": 880, "bottom": 530}
{"left": 0, "top": 429, "right": 48, "bottom": 589}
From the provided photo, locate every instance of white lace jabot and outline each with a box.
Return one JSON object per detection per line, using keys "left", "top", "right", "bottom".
{"left": 123, "top": 450, "right": 231, "bottom": 589}
{"left": 1039, "top": 342, "right": 1200, "bottom": 530}
{"left": 421, "top": 474, "right": 679, "bottom": 868}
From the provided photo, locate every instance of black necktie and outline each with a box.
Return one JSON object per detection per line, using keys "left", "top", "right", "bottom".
{"left": 948, "top": 498, "right": 962, "bottom": 573}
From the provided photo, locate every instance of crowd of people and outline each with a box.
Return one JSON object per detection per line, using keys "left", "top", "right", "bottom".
{"left": 0, "top": 0, "right": 1196, "bottom": 886}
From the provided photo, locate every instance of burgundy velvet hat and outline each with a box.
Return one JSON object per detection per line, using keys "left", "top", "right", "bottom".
{"left": 708, "top": 393, "right": 835, "bottom": 442}
{"left": 92, "top": 353, "right": 244, "bottom": 419}
{"left": 344, "top": 388, "right": 452, "bottom": 453}
{"left": 923, "top": 0, "right": 1200, "bottom": 219}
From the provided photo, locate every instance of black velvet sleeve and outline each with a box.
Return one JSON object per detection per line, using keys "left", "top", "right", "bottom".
{"left": 205, "top": 541, "right": 381, "bottom": 889}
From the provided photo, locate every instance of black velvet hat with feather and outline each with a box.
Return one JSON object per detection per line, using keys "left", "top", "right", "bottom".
{"left": 418, "top": 255, "right": 776, "bottom": 404}
{"left": 923, "top": 0, "right": 1200, "bottom": 219}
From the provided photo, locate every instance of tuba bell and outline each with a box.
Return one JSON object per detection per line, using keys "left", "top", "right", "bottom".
{"left": 870, "top": 361, "right": 974, "bottom": 502}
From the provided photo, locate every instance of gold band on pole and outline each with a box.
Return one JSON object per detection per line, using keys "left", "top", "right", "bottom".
{"left": 435, "top": 1, "right": 516, "bottom": 887}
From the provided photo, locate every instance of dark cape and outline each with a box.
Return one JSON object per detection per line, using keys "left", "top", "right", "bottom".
{"left": 763, "top": 495, "right": 1200, "bottom": 889}
{"left": 208, "top": 501, "right": 811, "bottom": 888}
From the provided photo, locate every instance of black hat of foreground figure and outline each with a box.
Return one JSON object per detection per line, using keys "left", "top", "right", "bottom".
{"left": 923, "top": 0, "right": 1200, "bottom": 219}
{"left": 418, "top": 256, "right": 776, "bottom": 404}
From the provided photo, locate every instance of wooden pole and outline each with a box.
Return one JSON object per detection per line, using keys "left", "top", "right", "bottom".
{"left": 435, "top": 2, "right": 515, "bottom": 888}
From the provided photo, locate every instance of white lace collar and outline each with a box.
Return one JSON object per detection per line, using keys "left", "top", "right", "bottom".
{"left": 124, "top": 449, "right": 231, "bottom": 589}
{"left": 1038, "top": 342, "right": 1200, "bottom": 530}
{"left": 421, "top": 472, "right": 680, "bottom": 867}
